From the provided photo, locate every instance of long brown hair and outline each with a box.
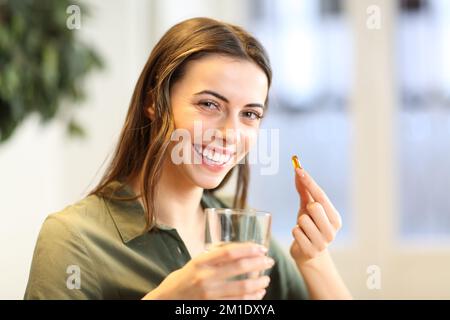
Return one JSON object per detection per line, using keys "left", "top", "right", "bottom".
{"left": 88, "top": 17, "right": 272, "bottom": 230}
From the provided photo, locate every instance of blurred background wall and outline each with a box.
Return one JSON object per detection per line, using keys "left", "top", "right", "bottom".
{"left": 1, "top": 0, "right": 449, "bottom": 299}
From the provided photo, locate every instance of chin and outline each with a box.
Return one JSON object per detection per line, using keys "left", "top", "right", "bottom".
{"left": 185, "top": 164, "right": 232, "bottom": 190}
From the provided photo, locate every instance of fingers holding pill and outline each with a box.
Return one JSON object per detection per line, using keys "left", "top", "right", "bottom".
{"left": 290, "top": 154, "right": 343, "bottom": 263}
{"left": 297, "top": 213, "right": 328, "bottom": 252}
{"left": 293, "top": 155, "right": 314, "bottom": 209}
{"left": 301, "top": 202, "right": 336, "bottom": 244}
{"left": 291, "top": 156, "right": 342, "bottom": 230}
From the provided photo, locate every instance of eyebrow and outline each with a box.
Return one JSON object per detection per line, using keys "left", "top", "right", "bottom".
{"left": 194, "top": 90, "right": 265, "bottom": 110}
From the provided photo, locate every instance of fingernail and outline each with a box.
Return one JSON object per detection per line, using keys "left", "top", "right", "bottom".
{"left": 265, "top": 257, "right": 275, "bottom": 266}
{"left": 258, "top": 245, "right": 268, "bottom": 254}
{"left": 295, "top": 167, "right": 305, "bottom": 178}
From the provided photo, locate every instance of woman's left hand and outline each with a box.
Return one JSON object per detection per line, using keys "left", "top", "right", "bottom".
{"left": 290, "top": 167, "right": 343, "bottom": 265}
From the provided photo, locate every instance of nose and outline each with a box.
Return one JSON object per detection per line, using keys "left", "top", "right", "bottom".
{"left": 216, "top": 111, "right": 241, "bottom": 147}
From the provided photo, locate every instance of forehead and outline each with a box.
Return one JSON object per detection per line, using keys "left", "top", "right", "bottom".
{"left": 173, "top": 54, "right": 268, "bottom": 102}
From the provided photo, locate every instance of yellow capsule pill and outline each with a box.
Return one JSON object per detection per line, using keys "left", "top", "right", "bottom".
{"left": 291, "top": 155, "right": 302, "bottom": 169}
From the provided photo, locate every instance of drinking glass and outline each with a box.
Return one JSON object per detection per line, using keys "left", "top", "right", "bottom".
{"left": 204, "top": 208, "right": 272, "bottom": 280}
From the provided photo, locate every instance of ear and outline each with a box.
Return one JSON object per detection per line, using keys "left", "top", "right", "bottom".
{"left": 145, "top": 105, "right": 155, "bottom": 121}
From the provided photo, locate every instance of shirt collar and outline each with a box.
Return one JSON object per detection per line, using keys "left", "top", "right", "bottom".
{"left": 103, "top": 180, "right": 224, "bottom": 243}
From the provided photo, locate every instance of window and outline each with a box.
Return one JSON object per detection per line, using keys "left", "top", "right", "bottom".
{"left": 246, "top": 0, "right": 353, "bottom": 245}
{"left": 397, "top": 0, "right": 450, "bottom": 237}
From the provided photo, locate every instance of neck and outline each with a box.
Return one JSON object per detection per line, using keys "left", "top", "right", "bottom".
{"left": 132, "top": 157, "right": 204, "bottom": 230}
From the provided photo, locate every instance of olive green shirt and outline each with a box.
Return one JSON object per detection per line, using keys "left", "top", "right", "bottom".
{"left": 24, "top": 181, "right": 309, "bottom": 300}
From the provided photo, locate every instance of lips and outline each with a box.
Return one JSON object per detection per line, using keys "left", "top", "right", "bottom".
{"left": 193, "top": 144, "right": 234, "bottom": 166}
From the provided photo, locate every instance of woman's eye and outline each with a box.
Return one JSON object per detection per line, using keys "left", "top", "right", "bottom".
{"left": 198, "top": 101, "right": 219, "bottom": 110}
{"left": 242, "top": 110, "right": 263, "bottom": 120}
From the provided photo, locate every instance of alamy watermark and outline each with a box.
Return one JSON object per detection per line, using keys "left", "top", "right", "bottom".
{"left": 366, "top": 5, "right": 381, "bottom": 30}
{"left": 66, "top": 5, "right": 81, "bottom": 30}
{"left": 366, "top": 264, "right": 381, "bottom": 290}
{"left": 66, "top": 264, "right": 81, "bottom": 290}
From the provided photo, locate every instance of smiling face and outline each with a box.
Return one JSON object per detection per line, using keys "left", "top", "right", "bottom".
{"left": 164, "top": 54, "right": 269, "bottom": 189}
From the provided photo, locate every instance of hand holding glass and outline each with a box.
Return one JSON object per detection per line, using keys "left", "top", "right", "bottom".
{"left": 204, "top": 208, "right": 272, "bottom": 280}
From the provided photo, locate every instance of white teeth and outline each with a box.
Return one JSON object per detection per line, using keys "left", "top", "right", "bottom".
{"left": 203, "top": 149, "right": 212, "bottom": 160}
{"left": 193, "top": 145, "right": 231, "bottom": 165}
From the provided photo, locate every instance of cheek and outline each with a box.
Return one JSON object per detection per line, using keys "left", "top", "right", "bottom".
{"left": 173, "top": 108, "right": 193, "bottom": 130}
{"left": 238, "top": 127, "right": 259, "bottom": 155}
{"left": 172, "top": 111, "right": 200, "bottom": 142}
{"left": 172, "top": 104, "right": 212, "bottom": 136}
{"left": 171, "top": 95, "right": 202, "bottom": 129}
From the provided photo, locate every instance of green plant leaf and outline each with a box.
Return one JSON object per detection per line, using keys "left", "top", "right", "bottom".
{"left": 0, "top": 0, "right": 103, "bottom": 143}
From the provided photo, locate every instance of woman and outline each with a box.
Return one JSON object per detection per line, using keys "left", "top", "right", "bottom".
{"left": 24, "top": 17, "right": 351, "bottom": 300}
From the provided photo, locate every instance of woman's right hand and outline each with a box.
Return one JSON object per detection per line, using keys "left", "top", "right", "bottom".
{"left": 142, "top": 242, "right": 274, "bottom": 300}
